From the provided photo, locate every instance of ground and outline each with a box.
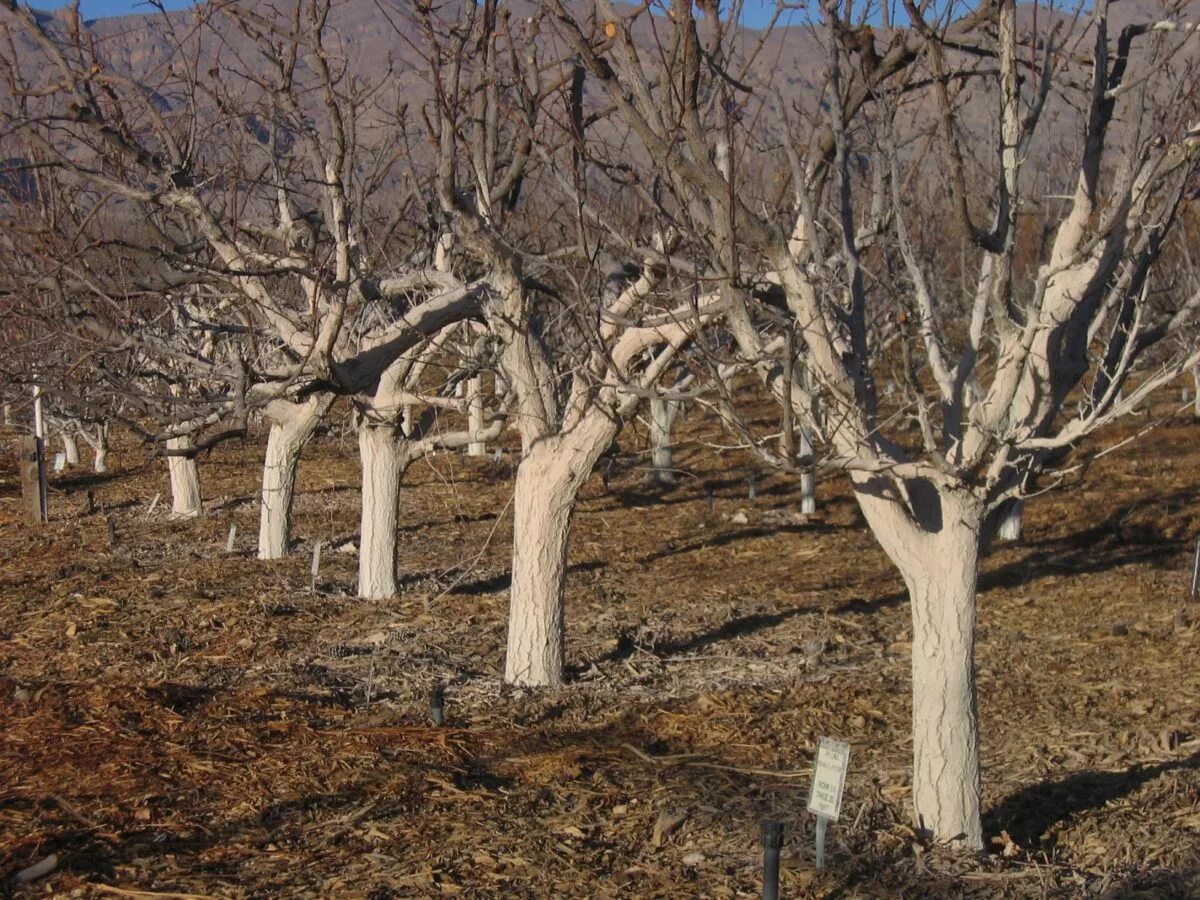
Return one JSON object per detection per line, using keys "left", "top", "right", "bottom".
{"left": 2, "top": 397, "right": 1200, "bottom": 898}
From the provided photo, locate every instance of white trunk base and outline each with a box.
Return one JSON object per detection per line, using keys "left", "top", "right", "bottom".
{"left": 856, "top": 484, "right": 983, "bottom": 850}
{"left": 996, "top": 500, "right": 1023, "bottom": 542}
{"left": 358, "top": 425, "right": 407, "bottom": 600}
{"left": 505, "top": 447, "right": 572, "bottom": 686}
{"left": 799, "top": 428, "right": 816, "bottom": 514}
{"left": 258, "top": 399, "right": 327, "bottom": 560}
{"left": 649, "top": 398, "right": 681, "bottom": 485}
{"left": 166, "top": 437, "right": 202, "bottom": 518}
{"left": 62, "top": 434, "right": 80, "bottom": 466}
{"left": 467, "top": 375, "right": 487, "bottom": 457}
{"left": 505, "top": 413, "right": 618, "bottom": 687}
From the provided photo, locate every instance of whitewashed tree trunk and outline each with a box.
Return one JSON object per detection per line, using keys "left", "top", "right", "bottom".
{"left": 856, "top": 484, "right": 983, "bottom": 849}
{"left": 358, "top": 423, "right": 410, "bottom": 600}
{"left": 505, "top": 413, "right": 618, "bottom": 686}
{"left": 1194, "top": 366, "right": 1199, "bottom": 417}
{"left": 258, "top": 398, "right": 330, "bottom": 560}
{"left": 649, "top": 397, "right": 681, "bottom": 485}
{"left": 995, "top": 499, "right": 1023, "bottom": 542}
{"left": 61, "top": 431, "right": 80, "bottom": 466}
{"left": 166, "top": 436, "right": 202, "bottom": 517}
{"left": 467, "top": 374, "right": 487, "bottom": 457}
{"left": 799, "top": 426, "right": 816, "bottom": 515}
{"left": 92, "top": 424, "right": 109, "bottom": 473}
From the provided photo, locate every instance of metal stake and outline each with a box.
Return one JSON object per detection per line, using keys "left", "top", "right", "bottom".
{"left": 762, "top": 820, "right": 783, "bottom": 900}
{"left": 1191, "top": 535, "right": 1200, "bottom": 599}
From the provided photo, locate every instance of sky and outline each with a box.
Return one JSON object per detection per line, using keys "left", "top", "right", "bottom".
{"left": 44, "top": 0, "right": 813, "bottom": 28}
{"left": 49, "top": 0, "right": 195, "bottom": 18}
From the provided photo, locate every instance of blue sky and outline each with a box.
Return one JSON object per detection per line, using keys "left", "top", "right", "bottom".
{"left": 45, "top": 0, "right": 812, "bottom": 27}
{"left": 49, "top": 0, "right": 194, "bottom": 17}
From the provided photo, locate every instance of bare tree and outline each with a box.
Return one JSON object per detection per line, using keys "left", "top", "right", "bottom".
{"left": 555, "top": 0, "right": 1200, "bottom": 847}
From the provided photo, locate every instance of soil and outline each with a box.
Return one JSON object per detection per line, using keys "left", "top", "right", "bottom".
{"left": 2, "top": 396, "right": 1200, "bottom": 898}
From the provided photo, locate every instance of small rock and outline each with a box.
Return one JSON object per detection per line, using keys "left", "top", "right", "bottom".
{"left": 729, "top": 511, "right": 749, "bottom": 525}
{"left": 13, "top": 687, "right": 31, "bottom": 704}
{"left": 1111, "top": 623, "right": 1129, "bottom": 637}
{"left": 681, "top": 851, "right": 706, "bottom": 866}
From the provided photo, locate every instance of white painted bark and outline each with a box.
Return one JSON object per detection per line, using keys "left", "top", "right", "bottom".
{"left": 92, "top": 424, "right": 109, "bottom": 473}
{"left": 467, "top": 374, "right": 487, "bottom": 457}
{"left": 505, "top": 413, "right": 618, "bottom": 686}
{"left": 358, "top": 424, "right": 409, "bottom": 600}
{"left": 258, "top": 398, "right": 328, "bottom": 560}
{"left": 799, "top": 427, "right": 816, "bottom": 515}
{"left": 649, "top": 397, "right": 681, "bottom": 485}
{"left": 855, "top": 483, "right": 983, "bottom": 849}
{"left": 61, "top": 432, "right": 80, "bottom": 466}
{"left": 166, "top": 436, "right": 202, "bottom": 517}
{"left": 995, "top": 500, "right": 1023, "bottom": 542}
{"left": 1194, "top": 366, "right": 1200, "bottom": 417}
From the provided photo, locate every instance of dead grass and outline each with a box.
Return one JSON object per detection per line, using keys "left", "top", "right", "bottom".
{"left": 1, "top": 399, "right": 1199, "bottom": 898}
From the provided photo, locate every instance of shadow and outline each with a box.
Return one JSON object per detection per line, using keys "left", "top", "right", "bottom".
{"left": 451, "top": 560, "right": 605, "bottom": 596}
{"left": 307, "top": 483, "right": 359, "bottom": 497}
{"left": 208, "top": 495, "right": 256, "bottom": 512}
{"left": 397, "top": 510, "right": 499, "bottom": 533}
{"left": 985, "top": 749, "right": 1200, "bottom": 850}
{"left": 981, "top": 497, "right": 1191, "bottom": 593}
{"left": 49, "top": 469, "right": 127, "bottom": 491}
{"left": 637, "top": 521, "right": 841, "bottom": 565}
{"left": 576, "top": 587, "right": 907, "bottom": 671}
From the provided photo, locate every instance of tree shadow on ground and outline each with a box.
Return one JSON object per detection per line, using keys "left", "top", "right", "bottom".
{"left": 636, "top": 521, "right": 841, "bottom": 566}
{"left": 985, "top": 749, "right": 1200, "bottom": 850}
{"left": 577, "top": 589, "right": 907, "bottom": 671}
{"left": 981, "top": 497, "right": 1190, "bottom": 593}
{"left": 450, "top": 560, "right": 605, "bottom": 596}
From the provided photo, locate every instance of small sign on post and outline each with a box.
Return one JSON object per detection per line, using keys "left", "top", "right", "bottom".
{"left": 310, "top": 540, "right": 323, "bottom": 593}
{"left": 807, "top": 736, "right": 850, "bottom": 869}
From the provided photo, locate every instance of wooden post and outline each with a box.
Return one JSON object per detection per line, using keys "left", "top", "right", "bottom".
{"left": 20, "top": 434, "right": 47, "bottom": 524}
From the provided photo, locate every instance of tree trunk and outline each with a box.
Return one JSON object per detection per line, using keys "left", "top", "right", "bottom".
{"left": 166, "top": 436, "right": 202, "bottom": 517}
{"left": 799, "top": 426, "right": 816, "bottom": 514}
{"left": 1193, "top": 365, "right": 1199, "bottom": 418}
{"left": 62, "top": 432, "right": 80, "bottom": 466}
{"left": 358, "top": 423, "right": 409, "bottom": 600}
{"left": 649, "top": 397, "right": 681, "bottom": 485}
{"left": 467, "top": 374, "right": 487, "bottom": 457}
{"left": 505, "top": 413, "right": 618, "bottom": 686}
{"left": 855, "top": 483, "right": 984, "bottom": 849}
{"left": 258, "top": 398, "right": 329, "bottom": 560}
{"left": 92, "top": 424, "right": 109, "bottom": 473}
{"left": 995, "top": 499, "right": 1022, "bottom": 542}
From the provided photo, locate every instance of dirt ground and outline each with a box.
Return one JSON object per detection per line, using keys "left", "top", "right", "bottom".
{"left": 2, "top": 395, "right": 1200, "bottom": 899}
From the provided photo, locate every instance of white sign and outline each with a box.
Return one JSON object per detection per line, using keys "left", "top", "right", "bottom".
{"left": 807, "top": 737, "right": 850, "bottom": 821}
{"left": 53, "top": 452, "right": 66, "bottom": 472}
